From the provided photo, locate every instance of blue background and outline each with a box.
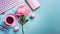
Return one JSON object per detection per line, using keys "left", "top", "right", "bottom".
{"left": 0, "top": 0, "right": 60, "bottom": 34}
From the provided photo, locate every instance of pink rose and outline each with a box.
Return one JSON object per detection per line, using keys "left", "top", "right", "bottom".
{"left": 16, "top": 4, "right": 30, "bottom": 16}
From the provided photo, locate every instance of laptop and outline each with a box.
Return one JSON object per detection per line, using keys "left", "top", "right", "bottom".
{"left": 0, "top": 0, "right": 24, "bottom": 14}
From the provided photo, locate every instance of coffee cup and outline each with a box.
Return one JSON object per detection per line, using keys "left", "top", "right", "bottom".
{"left": 4, "top": 14, "right": 18, "bottom": 27}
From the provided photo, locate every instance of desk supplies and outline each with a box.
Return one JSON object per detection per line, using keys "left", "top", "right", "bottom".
{"left": 26, "top": 0, "right": 40, "bottom": 10}
{"left": 0, "top": 0, "right": 24, "bottom": 14}
{"left": 0, "top": 25, "right": 9, "bottom": 34}
{"left": 4, "top": 14, "right": 18, "bottom": 27}
{"left": 0, "top": 25, "right": 9, "bottom": 32}
{"left": 30, "top": 13, "right": 35, "bottom": 18}
{"left": 14, "top": 26, "right": 19, "bottom": 32}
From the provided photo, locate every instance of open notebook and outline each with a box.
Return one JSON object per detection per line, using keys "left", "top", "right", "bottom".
{"left": 0, "top": 0, "right": 24, "bottom": 14}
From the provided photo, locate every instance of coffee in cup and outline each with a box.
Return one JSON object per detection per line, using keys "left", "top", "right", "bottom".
{"left": 4, "top": 14, "right": 18, "bottom": 27}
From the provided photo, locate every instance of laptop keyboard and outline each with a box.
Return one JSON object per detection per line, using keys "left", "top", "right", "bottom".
{"left": 0, "top": 0, "right": 24, "bottom": 14}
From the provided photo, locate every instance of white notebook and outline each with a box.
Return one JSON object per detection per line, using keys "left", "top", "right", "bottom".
{"left": 0, "top": 0, "right": 24, "bottom": 14}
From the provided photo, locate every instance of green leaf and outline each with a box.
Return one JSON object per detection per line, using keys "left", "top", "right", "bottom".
{"left": 23, "top": 19, "right": 28, "bottom": 25}
{"left": 19, "top": 16, "right": 28, "bottom": 25}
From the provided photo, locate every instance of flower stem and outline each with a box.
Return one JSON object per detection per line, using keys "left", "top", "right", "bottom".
{"left": 22, "top": 25, "right": 24, "bottom": 34}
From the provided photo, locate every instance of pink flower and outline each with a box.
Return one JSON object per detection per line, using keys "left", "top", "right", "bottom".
{"left": 16, "top": 4, "right": 30, "bottom": 16}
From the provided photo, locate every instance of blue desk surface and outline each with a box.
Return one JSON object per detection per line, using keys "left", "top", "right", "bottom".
{"left": 0, "top": 0, "right": 60, "bottom": 34}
